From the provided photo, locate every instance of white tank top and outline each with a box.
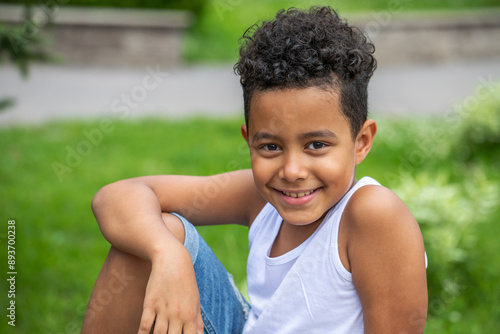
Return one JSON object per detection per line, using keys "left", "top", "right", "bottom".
{"left": 243, "top": 177, "right": 381, "bottom": 334}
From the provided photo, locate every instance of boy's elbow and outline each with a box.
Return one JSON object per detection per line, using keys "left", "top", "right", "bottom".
{"left": 91, "top": 186, "right": 106, "bottom": 216}
{"left": 91, "top": 184, "right": 111, "bottom": 219}
{"left": 91, "top": 181, "right": 125, "bottom": 218}
{"left": 91, "top": 179, "right": 146, "bottom": 217}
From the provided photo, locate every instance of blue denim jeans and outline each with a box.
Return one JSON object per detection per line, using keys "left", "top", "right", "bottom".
{"left": 171, "top": 213, "right": 250, "bottom": 334}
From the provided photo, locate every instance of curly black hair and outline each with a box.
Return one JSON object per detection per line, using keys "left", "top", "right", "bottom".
{"left": 234, "top": 6, "right": 376, "bottom": 138}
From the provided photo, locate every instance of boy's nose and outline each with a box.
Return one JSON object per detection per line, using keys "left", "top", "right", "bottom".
{"left": 278, "top": 153, "right": 308, "bottom": 182}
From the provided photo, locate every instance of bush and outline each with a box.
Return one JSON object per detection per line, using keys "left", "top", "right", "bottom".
{"left": 393, "top": 170, "right": 498, "bottom": 298}
{"left": 452, "top": 83, "right": 500, "bottom": 163}
{"left": 0, "top": 5, "right": 54, "bottom": 111}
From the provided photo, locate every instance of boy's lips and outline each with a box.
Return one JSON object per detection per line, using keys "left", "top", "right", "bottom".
{"left": 275, "top": 187, "right": 321, "bottom": 205}
{"left": 280, "top": 189, "right": 316, "bottom": 198}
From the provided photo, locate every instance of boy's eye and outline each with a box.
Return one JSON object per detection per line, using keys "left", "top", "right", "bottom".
{"left": 262, "top": 144, "right": 280, "bottom": 151}
{"left": 307, "top": 142, "right": 327, "bottom": 149}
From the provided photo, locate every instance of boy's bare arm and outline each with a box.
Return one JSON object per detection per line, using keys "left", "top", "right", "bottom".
{"left": 93, "top": 169, "right": 264, "bottom": 254}
{"left": 91, "top": 169, "right": 264, "bottom": 333}
{"left": 345, "top": 185, "right": 428, "bottom": 333}
{"left": 92, "top": 179, "right": 202, "bottom": 333}
{"left": 142, "top": 169, "right": 266, "bottom": 226}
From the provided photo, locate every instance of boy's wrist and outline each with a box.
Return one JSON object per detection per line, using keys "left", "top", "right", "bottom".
{"left": 148, "top": 236, "right": 189, "bottom": 265}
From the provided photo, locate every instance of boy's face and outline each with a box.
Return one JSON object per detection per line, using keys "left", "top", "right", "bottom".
{"left": 242, "top": 87, "right": 375, "bottom": 227}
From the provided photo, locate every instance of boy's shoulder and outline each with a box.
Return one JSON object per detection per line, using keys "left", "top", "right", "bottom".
{"left": 338, "top": 181, "right": 425, "bottom": 276}
{"left": 343, "top": 183, "right": 418, "bottom": 234}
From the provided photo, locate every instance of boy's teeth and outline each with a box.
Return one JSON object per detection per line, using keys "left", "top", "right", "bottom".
{"left": 282, "top": 190, "right": 314, "bottom": 198}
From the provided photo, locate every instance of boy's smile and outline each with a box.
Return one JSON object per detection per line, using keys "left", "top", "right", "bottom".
{"left": 242, "top": 87, "right": 376, "bottom": 228}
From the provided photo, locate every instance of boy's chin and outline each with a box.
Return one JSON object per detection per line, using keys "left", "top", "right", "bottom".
{"left": 278, "top": 210, "right": 327, "bottom": 227}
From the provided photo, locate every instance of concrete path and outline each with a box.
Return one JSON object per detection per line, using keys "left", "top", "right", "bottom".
{"left": 1, "top": 58, "right": 500, "bottom": 126}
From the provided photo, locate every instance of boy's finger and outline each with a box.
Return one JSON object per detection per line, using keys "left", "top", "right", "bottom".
{"left": 162, "top": 320, "right": 181, "bottom": 334}
{"left": 180, "top": 322, "right": 200, "bottom": 334}
{"left": 152, "top": 316, "right": 168, "bottom": 334}
{"left": 196, "top": 311, "right": 204, "bottom": 334}
{"left": 137, "top": 309, "right": 155, "bottom": 334}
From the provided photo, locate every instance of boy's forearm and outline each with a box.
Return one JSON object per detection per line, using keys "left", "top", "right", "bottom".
{"left": 92, "top": 180, "right": 183, "bottom": 263}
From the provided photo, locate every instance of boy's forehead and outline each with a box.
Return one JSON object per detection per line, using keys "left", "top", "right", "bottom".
{"left": 248, "top": 87, "right": 349, "bottom": 135}
{"left": 249, "top": 87, "right": 342, "bottom": 120}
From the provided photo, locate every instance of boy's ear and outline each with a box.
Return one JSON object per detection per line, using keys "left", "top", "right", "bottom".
{"left": 241, "top": 124, "right": 249, "bottom": 145}
{"left": 355, "top": 119, "right": 377, "bottom": 165}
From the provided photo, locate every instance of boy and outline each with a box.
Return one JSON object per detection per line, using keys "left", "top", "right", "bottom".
{"left": 82, "top": 6, "right": 427, "bottom": 334}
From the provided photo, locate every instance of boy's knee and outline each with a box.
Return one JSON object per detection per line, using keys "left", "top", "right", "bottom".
{"left": 161, "top": 212, "right": 186, "bottom": 244}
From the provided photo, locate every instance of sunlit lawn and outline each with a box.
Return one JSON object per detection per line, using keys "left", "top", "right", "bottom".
{"left": 1, "top": 113, "right": 499, "bottom": 333}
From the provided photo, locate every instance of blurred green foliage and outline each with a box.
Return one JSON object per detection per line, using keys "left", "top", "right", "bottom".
{"left": 453, "top": 83, "right": 500, "bottom": 163}
{"left": 0, "top": 4, "right": 54, "bottom": 111}
{"left": 1, "top": 83, "right": 500, "bottom": 333}
{"left": 0, "top": 4, "right": 56, "bottom": 77}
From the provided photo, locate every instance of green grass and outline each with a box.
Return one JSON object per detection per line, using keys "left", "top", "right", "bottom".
{"left": 1, "top": 112, "right": 499, "bottom": 333}
{"left": 184, "top": 0, "right": 500, "bottom": 62}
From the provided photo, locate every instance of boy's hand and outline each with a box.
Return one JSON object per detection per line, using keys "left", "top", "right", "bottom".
{"left": 138, "top": 247, "right": 204, "bottom": 334}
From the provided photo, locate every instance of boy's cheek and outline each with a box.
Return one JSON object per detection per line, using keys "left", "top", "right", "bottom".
{"left": 250, "top": 165, "right": 267, "bottom": 187}
{"left": 250, "top": 162, "right": 272, "bottom": 188}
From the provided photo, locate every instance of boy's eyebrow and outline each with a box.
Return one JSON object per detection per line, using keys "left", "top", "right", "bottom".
{"left": 299, "top": 130, "right": 337, "bottom": 140}
{"left": 251, "top": 131, "right": 278, "bottom": 143}
{"left": 251, "top": 130, "right": 337, "bottom": 143}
